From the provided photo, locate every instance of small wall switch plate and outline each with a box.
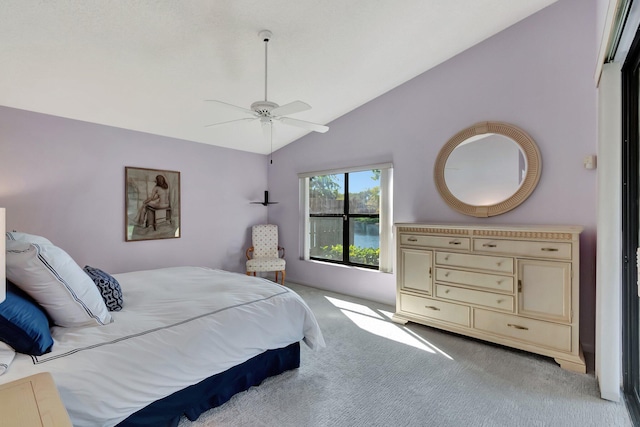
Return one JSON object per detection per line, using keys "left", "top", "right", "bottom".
{"left": 583, "top": 155, "right": 597, "bottom": 170}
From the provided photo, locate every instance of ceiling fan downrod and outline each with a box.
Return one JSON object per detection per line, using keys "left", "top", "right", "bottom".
{"left": 259, "top": 30, "right": 272, "bottom": 102}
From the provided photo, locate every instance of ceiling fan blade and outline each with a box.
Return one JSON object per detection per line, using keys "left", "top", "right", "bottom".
{"left": 279, "top": 117, "right": 329, "bottom": 133}
{"left": 270, "top": 100, "right": 311, "bottom": 117}
{"left": 204, "top": 100, "right": 256, "bottom": 116}
{"left": 204, "top": 117, "right": 257, "bottom": 127}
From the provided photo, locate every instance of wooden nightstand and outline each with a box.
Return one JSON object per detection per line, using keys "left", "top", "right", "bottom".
{"left": 0, "top": 372, "right": 72, "bottom": 427}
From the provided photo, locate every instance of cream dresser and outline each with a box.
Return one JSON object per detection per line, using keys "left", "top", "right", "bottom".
{"left": 392, "top": 223, "right": 585, "bottom": 373}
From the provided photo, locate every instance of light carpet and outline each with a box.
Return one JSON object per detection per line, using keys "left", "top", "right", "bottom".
{"left": 178, "top": 282, "right": 631, "bottom": 427}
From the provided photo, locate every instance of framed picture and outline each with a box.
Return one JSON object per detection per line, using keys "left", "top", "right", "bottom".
{"left": 125, "top": 167, "right": 181, "bottom": 241}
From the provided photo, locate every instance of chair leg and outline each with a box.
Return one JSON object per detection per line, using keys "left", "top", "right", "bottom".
{"left": 275, "top": 271, "right": 279, "bottom": 283}
{"left": 149, "top": 209, "right": 157, "bottom": 230}
{"left": 144, "top": 208, "right": 152, "bottom": 228}
{"left": 280, "top": 270, "right": 286, "bottom": 285}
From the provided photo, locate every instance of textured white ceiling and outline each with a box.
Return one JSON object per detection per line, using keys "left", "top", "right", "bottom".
{"left": 0, "top": 1, "right": 558, "bottom": 155}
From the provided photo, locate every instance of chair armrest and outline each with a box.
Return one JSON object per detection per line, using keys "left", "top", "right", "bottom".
{"left": 246, "top": 246, "right": 254, "bottom": 260}
{"left": 278, "top": 246, "right": 285, "bottom": 258}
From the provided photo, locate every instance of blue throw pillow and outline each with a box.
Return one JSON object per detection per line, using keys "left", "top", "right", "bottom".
{"left": 83, "top": 266, "right": 124, "bottom": 311}
{"left": 0, "top": 283, "right": 54, "bottom": 355}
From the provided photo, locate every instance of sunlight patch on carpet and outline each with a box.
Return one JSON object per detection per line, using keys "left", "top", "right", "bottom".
{"left": 324, "top": 296, "right": 383, "bottom": 319}
{"left": 379, "top": 309, "right": 395, "bottom": 319}
{"left": 325, "top": 296, "right": 452, "bottom": 357}
{"left": 403, "top": 327, "right": 454, "bottom": 360}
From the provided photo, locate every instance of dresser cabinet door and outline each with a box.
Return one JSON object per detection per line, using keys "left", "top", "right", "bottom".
{"left": 399, "top": 248, "right": 433, "bottom": 295}
{"left": 518, "top": 260, "right": 571, "bottom": 323}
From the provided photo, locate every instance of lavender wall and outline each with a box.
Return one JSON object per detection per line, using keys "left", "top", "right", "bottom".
{"left": 269, "top": 0, "right": 598, "bottom": 352}
{"left": 0, "top": 107, "right": 268, "bottom": 274}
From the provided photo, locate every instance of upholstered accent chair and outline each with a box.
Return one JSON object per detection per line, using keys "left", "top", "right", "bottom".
{"left": 246, "top": 224, "right": 286, "bottom": 285}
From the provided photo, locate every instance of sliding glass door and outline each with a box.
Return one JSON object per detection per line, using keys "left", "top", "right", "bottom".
{"left": 622, "top": 24, "right": 640, "bottom": 425}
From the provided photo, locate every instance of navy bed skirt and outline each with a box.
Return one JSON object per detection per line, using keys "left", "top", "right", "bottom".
{"left": 116, "top": 342, "right": 301, "bottom": 427}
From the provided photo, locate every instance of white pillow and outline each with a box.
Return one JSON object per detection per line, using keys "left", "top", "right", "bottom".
{"left": 0, "top": 342, "right": 15, "bottom": 376}
{"left": 5, "top": 231, "right": 52, "bottom": 245}
{"left": 6, "top": 241, "right": 112, "bottom": 327}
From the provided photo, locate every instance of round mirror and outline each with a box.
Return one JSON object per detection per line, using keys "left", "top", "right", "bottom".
{"left": 434, "top": 122, "right": 541, "bottom": 217}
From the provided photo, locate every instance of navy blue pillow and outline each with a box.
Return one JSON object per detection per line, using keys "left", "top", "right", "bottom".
{"left": 0, "top": 284, "right": 54, "bottom": 355}
{"left": 84, "top": 266, "right": 123, "bottom": 311}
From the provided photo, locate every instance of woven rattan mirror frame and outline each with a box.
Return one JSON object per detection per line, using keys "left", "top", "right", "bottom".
{"left": 434, "top": 121, "right": 541, "bottom": 217}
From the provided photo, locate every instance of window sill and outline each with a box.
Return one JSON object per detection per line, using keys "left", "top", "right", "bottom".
{"left": 300, "top": 258, "right": 392, "bottom": 274}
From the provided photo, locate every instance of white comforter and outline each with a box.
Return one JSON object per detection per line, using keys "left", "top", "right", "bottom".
{"left": 0, "top": 267, "right": 325, "bottom": 426}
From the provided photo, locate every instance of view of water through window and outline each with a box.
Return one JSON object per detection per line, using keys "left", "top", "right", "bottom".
{"left": 354, "top": 233, "right": 379, "bottom": 249}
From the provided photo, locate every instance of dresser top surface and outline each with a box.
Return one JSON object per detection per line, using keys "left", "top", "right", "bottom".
{"left": 395, "top": 223, "right": 583, "bottom": 234}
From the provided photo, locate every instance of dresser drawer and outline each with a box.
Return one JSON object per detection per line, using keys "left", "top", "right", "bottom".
{"left": 473, "top": 309, "right": 572, "bottom": 352}
{"left": 473, "top": 238, "right": 572, "bottom": 260}
{"left": 399, "top": 293, "right": 470, "bottom": 327}
{"left": 400, "top": 234, "right": 470, "bottom": 250}
{"left": 436, "top": 284, "right": 514, "bottom": 312}
{"left": 435, "top": 268, "right": 514, "bottom": 293}
{"left": 436, "top": 251, "right": 513, "bottom": 274}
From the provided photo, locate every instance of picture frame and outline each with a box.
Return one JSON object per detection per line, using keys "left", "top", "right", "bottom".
{"left": 125, "top": 167, "right": 181, "bottom": 241}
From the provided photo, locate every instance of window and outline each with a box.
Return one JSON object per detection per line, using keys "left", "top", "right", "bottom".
{"left": 299, "top": 164, "right": 393, "bottom": 272}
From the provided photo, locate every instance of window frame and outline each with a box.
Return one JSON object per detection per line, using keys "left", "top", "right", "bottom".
{"left": 299, "top": 163, "right": 393, "bottom": 273}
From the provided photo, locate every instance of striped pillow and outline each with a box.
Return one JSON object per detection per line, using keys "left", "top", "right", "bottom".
{"left": 6, "top": 241, "right": 112, "bottom": 327}
{"left": 5, "top": 231, "right": 52, "bottom": 245}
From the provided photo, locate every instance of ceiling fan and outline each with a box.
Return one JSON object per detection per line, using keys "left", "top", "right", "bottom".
{"left": 205, "top": 30, "right": 329, "bottom": 149}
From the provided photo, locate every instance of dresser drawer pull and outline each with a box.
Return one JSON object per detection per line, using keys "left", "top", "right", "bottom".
{"left": 425, "top": 306, "right": 441, "bottom": 311}
{"left": 483, "top": 243, "right": 497, "bottom": 248}
{"left": 507, "top": 323, "right": 529, "bottom": 330}
{"left": 407, "top": 237, "right": 418, "bottom": 242}
{"left": 449, "top": 240, "right": 462, "bottom": 245}
{"left": 541, "top": 247, "right": 559, "bottom": 252}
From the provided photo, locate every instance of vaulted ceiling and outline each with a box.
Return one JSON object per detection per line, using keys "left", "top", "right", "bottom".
{"left": 1, "top": 1, "right": 558, "bottom": 154}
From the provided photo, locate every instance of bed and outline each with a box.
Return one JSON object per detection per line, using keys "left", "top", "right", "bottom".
{"left": 0, "top": 262, "right": 325, "bottom": 427}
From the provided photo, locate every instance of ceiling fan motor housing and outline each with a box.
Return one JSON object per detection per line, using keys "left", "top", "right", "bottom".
{"left": 251, "top": 100, "right": 278, "bottom": 116}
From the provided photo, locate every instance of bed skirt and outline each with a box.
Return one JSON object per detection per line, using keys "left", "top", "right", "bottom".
{"left": 117, "top": 342, "right": 301, "bottom": 427}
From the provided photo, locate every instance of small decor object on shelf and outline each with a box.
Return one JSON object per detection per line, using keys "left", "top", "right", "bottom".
{"left": 251, "top": 190, "right": 279, "bottom": 206}
{"left": 125, "top": 167, "right": 180, "bottom": 241}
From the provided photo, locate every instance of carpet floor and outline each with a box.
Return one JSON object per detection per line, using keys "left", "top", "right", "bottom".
{"left": 178, "top": 282, "right": 631, "bottom": 427}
